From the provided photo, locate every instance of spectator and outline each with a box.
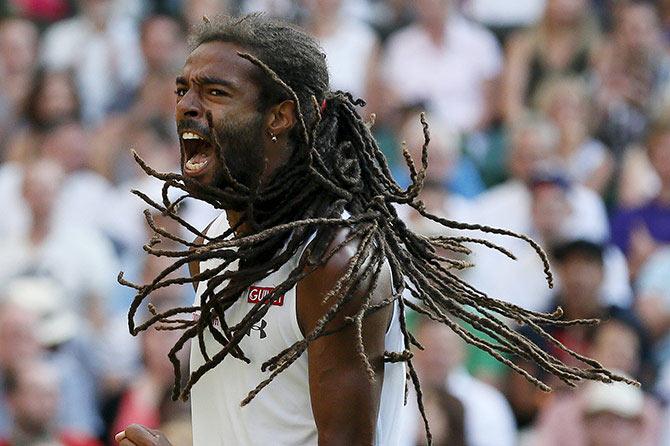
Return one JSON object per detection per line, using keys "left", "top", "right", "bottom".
{"left": 534, "top": 76, "right": 614, "bottom": 195}
{"left": 382, "top": 0, "right": 502, "bottom": 132}
{"left": 5, "top": 68, "right": 81, "bottom": 164}
{"left": 535, "top": 318, "right": 661, "bottom": 446}
{"left": 4, "top": 277, "right": 103, "bottom": 437}
{"left": 0, "top": 18, "right": 38, "bottom": 158}
{"left": 610, "top": 117, "right": 670, "bottom": 278}
{"left": 394, "top": 111, "right": 484, "bottom": 199}
{"left": 0, "top": 159, "right": 119, "bottom": 311}
{"left": 536, "top": 377, "right": 659, "bottom": 446}
{"left": 404, "top": 318, "right": 516, "bottom": 446}
{"left": 501, "top": 0, "right": 600, "bottom": 123}
{"left": 302, "top": 0, "right": 380, "bottom": 102}
{"left": 40, "top": 0, "right": 144, "bottom": 124}
{"left": 0, "top": 359, "right": 101, "bottom": 446}
{"left": 0, "top": 300, "right": 41, "bottom": 437}
{"left": 594, "top": 0, "right": 670, "bottom": 155}
{"left": 527, "top": 240, "right": 634, "bottom": 364}
{"left": 635, "top": 246, "right": 670, "bottom": 364}
{"left": 465, "top": 115, "right": 611, "bottom": 311}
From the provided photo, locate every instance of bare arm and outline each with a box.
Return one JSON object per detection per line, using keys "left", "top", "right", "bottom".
{"left": 297, "top": 230, "right": 393, "bottom": 446}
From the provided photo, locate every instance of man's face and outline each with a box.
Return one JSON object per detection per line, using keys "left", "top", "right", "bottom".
{"left": 175, "top": 41, "right": 267, "bottom": 197}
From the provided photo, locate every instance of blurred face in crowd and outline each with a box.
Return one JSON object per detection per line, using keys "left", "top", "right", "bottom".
{"left": 8, "top": 362, "right": 60, "bottom": 436}
{"left": 142, "top": 16, "right": 185, "bottom": 73}
{"left": 531, "top": 182, "right": 571, "bottom": 241}
{"left": 183, "top": 0, "right": 230, "bottom": 29}
{"left": 542, "top": 81, "right": 590, "bottom": 137}
{"left": 78, "top": 0, "right": 113, "bottom": 29}
{"left": 618, "top": 3, "right": 661, "bottom": 54}
{"left": 0, "top": 19, "right": 38, "bottom": 75}
{"left": 35, "top": 71, "right": 79, "bottom": 127}
{"left": 400, "top": 114, "right": 458, "bottom": 185}
{"left": 556, "top": 252, "right": 604, "bottom": 317}
{"left": 0, "top": 303, "right": 40, "bottom": 372}
{"left": 648, "top": 131, "right": 670, "bottom": 185}
{"left": 303, "top": 0, "right": 343, "bottom": 18}
{"left": 590, "top": 321, "right": 640, "bottom": 377}
{"left": 508, "top": 125, "right": 557, "bottom": 183}
{"left": 416, "top": 0, "right": 451, "bottom": 28}
{"left": 584, "top": 411, "right": 642, "bottom": 446}
{"left": 545, "top": 0, "right": 588, "bottom": 25}
{"left": 415, "top": 320, "right": 464, "bottom": 388}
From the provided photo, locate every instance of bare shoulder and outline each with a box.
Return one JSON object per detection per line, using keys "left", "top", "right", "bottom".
{"left": 295, "top": 226, "right": 393, "bottom": 336}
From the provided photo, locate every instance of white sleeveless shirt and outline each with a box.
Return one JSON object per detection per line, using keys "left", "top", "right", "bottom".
{"left": 190, "top": 212, "right": 406, "bottom": 445}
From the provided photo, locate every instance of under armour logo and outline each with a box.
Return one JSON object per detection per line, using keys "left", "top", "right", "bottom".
{"left": 246, "top": 319, "right": 268, "bottom": 339}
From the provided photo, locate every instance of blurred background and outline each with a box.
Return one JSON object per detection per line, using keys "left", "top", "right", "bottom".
{"left": 0, "top": 0, "right": 669, "bottom": 444}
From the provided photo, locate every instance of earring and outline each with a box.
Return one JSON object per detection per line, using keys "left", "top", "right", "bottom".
{"left": 270, "top": 133, "right": 278, "bottom": 143}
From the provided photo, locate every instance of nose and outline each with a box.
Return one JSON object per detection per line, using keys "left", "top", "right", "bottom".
{"left": 176, "top": 90, "right": 202, "bottom": 120}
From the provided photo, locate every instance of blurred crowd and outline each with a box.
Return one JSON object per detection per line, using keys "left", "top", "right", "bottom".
{"left": 0, "top": 0, "right": 669, "bottom": 445}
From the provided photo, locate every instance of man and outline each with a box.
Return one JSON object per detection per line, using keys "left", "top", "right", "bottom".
{"left": 1, "top": 359, "right": 102, "bottom": 446}
{"left": 116, "top": 14, "right": 625, "bottom": 446}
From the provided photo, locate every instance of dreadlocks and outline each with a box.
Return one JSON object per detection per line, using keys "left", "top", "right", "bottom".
{"left": 119, "top": 13, "right": 634, "bottom": 444}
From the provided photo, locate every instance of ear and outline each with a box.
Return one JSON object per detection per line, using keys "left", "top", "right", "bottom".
{"left": 266, "top": 99, "right": 297, "bottom": 139}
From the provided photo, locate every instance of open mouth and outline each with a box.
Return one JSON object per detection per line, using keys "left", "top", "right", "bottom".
{"left": 181, "top": 131, "right": 215, "bottom": 178}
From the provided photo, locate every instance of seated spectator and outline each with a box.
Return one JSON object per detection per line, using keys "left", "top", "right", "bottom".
{"left": 0, "top": 359, "right": 101, "bottom": 446}
{"left": 534, "top": 76, "right": 614, "bottom": 195}
{"left": 534, "top": 319, "right": 661, "bottom": 446}
{"left": 302, "top": 0, "right": 380, "bottom": 102}
{"left": 382, "top": 0, "right": 502, "bottom": 132}
{"left": 465, "top": 115, "right": 612, "bottom": 312}
{"left": 635, "top": 247, "right": 670, "bottom": 364}
{"left": 525, "top": 240, "right": 635, "bottom": 365}
{"left": 40, "top": 0, "right": 144, "bottom": 124}
{"left": 4, "top": 277, "right": 103, "bottom": 437}
{"left": 5, "top": 68, "right": 81, "bottom": 164}
{"left": 0, "top": 159, "right": 120, "bottom": 312}
{"left": 0, "top": 300, "right": 41, "bottom": 437}
{"left": 402, "top": 318, "right": 517, "bottom": 446}
{"left": 0, "top": 18, "right": 38, "bottom": 158}
{"left": 501, "top": 0, "right": 600, "bottom": 123}
{"left": 582, "top": 381, "right": 648, "bottom": 446}
{"left": 594, "top": 0, "right": 670, "bottom": 155}
{"left": 610, "top": 117, "right": 670, "bottom": 278}
{"left": 393, "top": 111, "right": 484, "bottom": 199}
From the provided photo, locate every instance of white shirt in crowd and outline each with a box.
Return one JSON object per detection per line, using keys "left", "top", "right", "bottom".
{"left": 383, "top": 13, "right": 502, "bottom": 132}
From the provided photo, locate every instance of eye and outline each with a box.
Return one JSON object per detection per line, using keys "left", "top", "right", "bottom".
{"left": 175, "top": 87, "right": 187, "bottom": 97}
{"left": 209, "top": 89, "right": 228, "bottom": 97}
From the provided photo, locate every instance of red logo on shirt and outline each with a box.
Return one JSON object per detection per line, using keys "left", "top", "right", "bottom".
{"left": 247, "top": 286, "right": 284, "bottom": 306}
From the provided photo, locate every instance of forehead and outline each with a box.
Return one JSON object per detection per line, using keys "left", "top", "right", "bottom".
{"left": 182, "top": 41, "right": 259, "bottom": 85}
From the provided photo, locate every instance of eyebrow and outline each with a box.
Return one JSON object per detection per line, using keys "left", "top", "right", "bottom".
{"left": 175, "top": 75, "right": 237, "bottom": 90}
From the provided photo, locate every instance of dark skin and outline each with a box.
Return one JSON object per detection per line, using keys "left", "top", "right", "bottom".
{"left": 117, "top": 41, "right": 393, "bottom": 446}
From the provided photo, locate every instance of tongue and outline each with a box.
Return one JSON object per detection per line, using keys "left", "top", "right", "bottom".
{"left": 188, "top": 152, "right": 209, "bottom": 164}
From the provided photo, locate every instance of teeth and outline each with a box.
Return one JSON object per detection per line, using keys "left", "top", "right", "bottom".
{"left": 182, "top": 132, "right": 203, "bottom": 140}
{"left": 185, "top": 158, "right": 208, "bottom": 171}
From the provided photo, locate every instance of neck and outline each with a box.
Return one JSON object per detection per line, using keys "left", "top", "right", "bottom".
{"left": 226, "top": 209, "right": 252, "bottom": 236}
{"left": 29, "top": 216, "right": 50, "bottom": 244}
{"left": 424, "top": 20, "right": 446, "bottom": 46}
